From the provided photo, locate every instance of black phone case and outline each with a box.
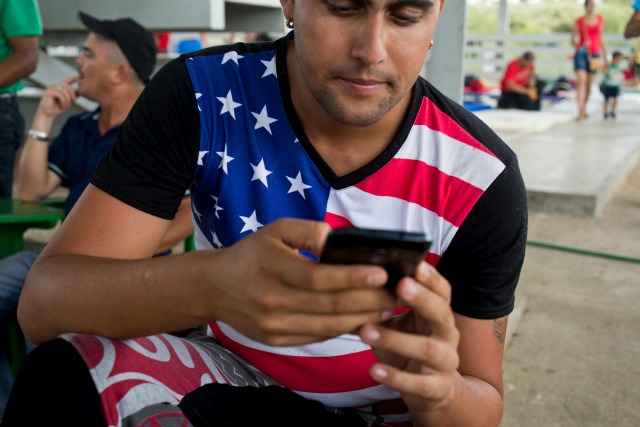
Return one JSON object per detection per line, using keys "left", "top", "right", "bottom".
{"left": 319, "top": 228, "right": 432, "bottom": 289}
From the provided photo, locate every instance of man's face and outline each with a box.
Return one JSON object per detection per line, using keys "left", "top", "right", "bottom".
{"left": 75, "top": 33, "right": 121, "bottom": 100}
{"left": 283, "top": 0, "right": 443, "bottom": 127}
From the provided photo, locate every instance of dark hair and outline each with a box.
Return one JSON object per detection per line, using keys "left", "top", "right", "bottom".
{"left": 522, "top": 51, "right": 535, "bottom": 61}
{"left": 612, "top": 51, "right": 623, "bottom": 59}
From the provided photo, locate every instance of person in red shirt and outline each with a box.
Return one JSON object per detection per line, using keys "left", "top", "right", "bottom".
{"left": 571, "top": 0, "right": 607, "bottom": 121}
{"left": 497, "top": 51, "right": 540, "bottom": 110}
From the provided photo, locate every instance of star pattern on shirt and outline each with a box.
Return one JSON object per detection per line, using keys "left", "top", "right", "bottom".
{"left": 210, "top": 195, "right": 224, "bottom": 219}
{"left": 251, "top": 105, "right": 278, "bottom": 135}
{"left": 239, "top": 210, "right": 263, "bottom": 233}
{"left": 211, "top": 230, "right": 223, "bottom": 248}
{"left": 251, "top": 158, "right": 273, "bottom": 188}
{"left": 221, "top": 51, "right": 244, "bottom": 65}
{"left": 261, "top": 57, "right": 277, "bottom": 78}
{"left": 217, "top": 90, "right": 242, "bottom": 120}
{"left": 286, "top": 171, "right": 312, "bottom": 199}
{"left": 216, "top": 144, "right": 234, "bottom": 174}
{"left": 189, "top": 49, "right": 324, "bottom": 251}
{"left": 193, "top": 203, "right": 203, "bottom": 222}
{"left": 198, "top": 151, "right": 209, "bottom": 166}
{"left": 195, "top": 93, "right": 203, "bottom": 111}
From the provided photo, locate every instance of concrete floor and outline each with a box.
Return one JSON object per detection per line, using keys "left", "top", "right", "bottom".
{"left": 475, "top": 88, "right": 640, "bottom": 217}
{"left": 474, "top": 89, "right": 640, "bottom": 426}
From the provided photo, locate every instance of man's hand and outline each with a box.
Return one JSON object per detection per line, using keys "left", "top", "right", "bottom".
{"left": 36, "top": 77, "right": 79, "bottom": 119}
{"left": 359, "top": 262, "right": 461, "bottom": 417}
{"left": 207, "top": 219, "right": 398, "bottom": 347}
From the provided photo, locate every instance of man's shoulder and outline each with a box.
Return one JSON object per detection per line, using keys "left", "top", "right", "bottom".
{"left": 416, "top": 78, "right": 516, "bottom": 164}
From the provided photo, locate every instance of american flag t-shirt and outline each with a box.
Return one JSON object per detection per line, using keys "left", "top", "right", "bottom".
{"left": 184, "top": 44, "right": 506, "bottom": 408}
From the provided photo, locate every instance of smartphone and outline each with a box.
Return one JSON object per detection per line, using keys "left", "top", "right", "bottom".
{"left": 319, "top": 227, "right": 432, "bottom": 290}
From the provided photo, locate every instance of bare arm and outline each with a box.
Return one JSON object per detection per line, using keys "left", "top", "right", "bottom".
{"left": 505, "top": 79, "right": 531, "bottom": 95}
{"left": 624, "top": 10, "right": 640, "bottom": 39}
{"left": 18, "top": 184, "right": 396, "bottom": 345}
{"left": 155, "top": 196, "right": 194, "bottom": 253}
{"left": 360, "top": 264, "right": 507, "bottom": 427}
{"left": 571, "top": 22, "right": 580, "bottom": 50}
{"left": 18, "top": 78, "right": 79, "bottom": 201}
{"left": 0, "top": 36, "right": 39, "bottom": 88}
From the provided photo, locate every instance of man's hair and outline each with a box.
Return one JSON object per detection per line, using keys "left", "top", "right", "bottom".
{"left": 522, "top": 51, "right": 535, "bottom": 61}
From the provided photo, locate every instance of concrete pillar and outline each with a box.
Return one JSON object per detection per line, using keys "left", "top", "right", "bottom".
{"left": 423, "top": 0, "right": 467, "bottom": 104}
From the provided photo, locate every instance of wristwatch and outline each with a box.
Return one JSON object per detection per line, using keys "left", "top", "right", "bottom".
{"left": 27, "top": 129, "right": 52, "bottom": 142}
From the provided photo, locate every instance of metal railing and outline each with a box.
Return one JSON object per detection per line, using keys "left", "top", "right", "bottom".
{"left": 465, "top": 33, "right": 637, "bottom": 85}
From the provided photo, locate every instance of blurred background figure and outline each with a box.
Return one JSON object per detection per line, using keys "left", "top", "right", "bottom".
{"left": 497, "top": 51, "right": 543, "bottom": 111}
{"left": 600, "top": 51, "right": 625, "bottom": 120}
{"left": 0, "top": 0, "right": 42, "bottom": 199}
{"left": 571, "top": 0, "right": 607, "bottom": 122}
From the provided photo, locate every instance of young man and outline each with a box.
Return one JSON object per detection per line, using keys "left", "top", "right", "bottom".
{"left": 4, "top": 2, "right": 527, "bottom": 426}
{"left": 0, "top": 11, "right": 192, "bottom": 422}
{"left": 497, "top": 51, "right": 541, "bottom": 111}
{"left": 0, "top": 0, "right": 42, "bottom": 198}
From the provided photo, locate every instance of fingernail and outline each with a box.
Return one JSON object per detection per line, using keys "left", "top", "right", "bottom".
{"left": 372, "top": 366, "right": 388, "bottom": 379}
{"left": 405, "top": 280, "right": 418, "bottom": 298}
{"left": 367, "top": 271, "right": 386, "bottom": 286}
{"left": 362, "top": 326, "right": 381, "bottom": 342}
{"left": 381, "top": 309, "right": 394, "bottom": 321}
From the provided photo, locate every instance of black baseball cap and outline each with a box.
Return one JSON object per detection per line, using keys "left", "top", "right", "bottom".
{"left": 78, "top": 11, "right": 157, "bottom": 84}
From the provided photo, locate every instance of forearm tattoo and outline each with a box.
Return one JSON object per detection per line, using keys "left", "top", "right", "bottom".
{"left": 493, "top": 316, "right": 508, "bottom": 344}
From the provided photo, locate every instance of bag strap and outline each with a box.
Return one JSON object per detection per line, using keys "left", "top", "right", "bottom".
{"left": 580, "top": 18, "right": 590, "bottom": 56}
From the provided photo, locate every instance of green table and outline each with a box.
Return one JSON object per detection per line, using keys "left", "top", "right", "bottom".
{"left": 0, "top": 198, "right": 65, "bottom": 259}
{"left": 0, "top": 198, "right": 65, "bottom": 377}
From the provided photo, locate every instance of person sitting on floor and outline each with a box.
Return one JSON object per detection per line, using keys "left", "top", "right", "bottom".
{"left": 497, "top": 51, "right": 543, "bottom": 111}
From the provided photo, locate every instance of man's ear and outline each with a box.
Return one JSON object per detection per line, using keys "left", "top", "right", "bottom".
{"left": 280, "top": 0, "right": 294, "bottom": 23}
{"left": 438, "top": 0, "right": 447, "bottom": 16}
{"left": 113, "top": 63, "right": 130, "bottom": 85}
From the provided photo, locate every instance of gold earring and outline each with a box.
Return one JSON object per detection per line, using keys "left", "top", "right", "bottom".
{"left": 286, "top": 17, "right": 294, "bottom": 29}
{"left": 429, "top": 40, "right": 434, "bottom": 50}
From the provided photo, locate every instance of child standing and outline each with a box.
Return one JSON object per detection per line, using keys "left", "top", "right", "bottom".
{"left": 601, "top": 51, "right": 625, "bottom": 119}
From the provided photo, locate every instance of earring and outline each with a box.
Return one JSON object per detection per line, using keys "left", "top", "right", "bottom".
{"left": 429, "top": 40, "right": 434, "bottom": 50}
{"left": 286, "top": 17, "right": 294, "bottom": 29}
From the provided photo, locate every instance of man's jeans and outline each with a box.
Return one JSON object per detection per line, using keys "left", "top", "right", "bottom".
{"left": 0, "top": 96, "right": 25, "bottom": 198}
{"left": 0, "top": 246, "right": 43, "bottom": 421}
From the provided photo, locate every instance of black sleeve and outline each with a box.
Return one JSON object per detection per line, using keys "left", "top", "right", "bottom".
{"left": 438, "top": 156, "right": 528, "bottom": 319}
{"left": 90, "top": 57, "right": 200, "bottom": 220}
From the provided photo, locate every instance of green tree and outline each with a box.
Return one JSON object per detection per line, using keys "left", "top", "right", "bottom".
{"left": 467, "top": 0, "right": 632, "bottom": 35}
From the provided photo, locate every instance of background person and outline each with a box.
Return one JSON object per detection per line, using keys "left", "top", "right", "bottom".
{"left": 0, "top": 11, "right": 192, "bottom": 422}
{"left": 600, "top": 51, "right": 625, "bottom": 120}
{"left": 4, "top": 2, "right": 527, "bottom": 426}
{"left": 571, "top": 0, "right": 607, "bottom": 122}
{"left": 0, "top": 0, "right": 42, "bottom": 198}
{"left": 497, "top": 51, "right": 541, "bottom": 111}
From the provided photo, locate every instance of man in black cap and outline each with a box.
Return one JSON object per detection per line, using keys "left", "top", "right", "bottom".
{"left": 0, "top": 12, "right": 192, "bottom": 421}
{"left": 77, "top": 11, "right": 157, "bottom": 84}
